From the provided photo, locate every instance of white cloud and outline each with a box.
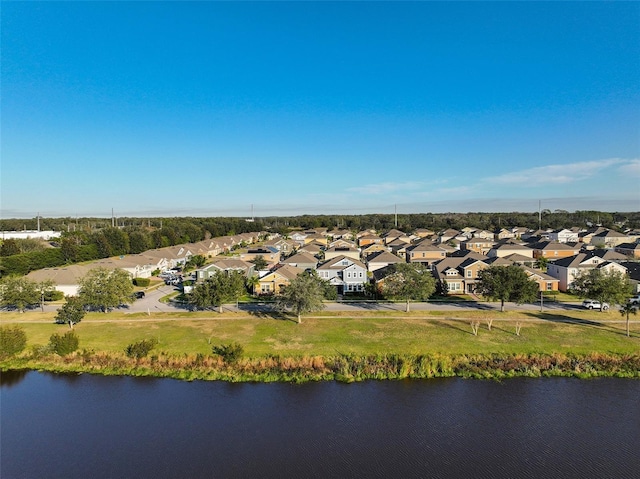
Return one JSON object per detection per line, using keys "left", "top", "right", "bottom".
{"left": 485, "top": 158, "right": 630, "bottom": 186}
{"left": 617, "top": 159, "right": 640, "bottom": 177}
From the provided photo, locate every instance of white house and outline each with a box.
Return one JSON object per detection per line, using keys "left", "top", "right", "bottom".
{"left": 317, "top": 255, "right": 368, "bottom": 294}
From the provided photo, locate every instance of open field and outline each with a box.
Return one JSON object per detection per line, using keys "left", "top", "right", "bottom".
{"left": 2, "top": 309, "right": 639, "bottom": 357}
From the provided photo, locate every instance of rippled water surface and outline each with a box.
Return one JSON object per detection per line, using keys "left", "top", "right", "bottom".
{"left": 2, "top": 371, "right": 639, "bottom": 478}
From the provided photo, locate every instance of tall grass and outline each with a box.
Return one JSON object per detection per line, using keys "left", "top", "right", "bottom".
{"left": 3, "top": 350, "right": 639, "bottom": 383}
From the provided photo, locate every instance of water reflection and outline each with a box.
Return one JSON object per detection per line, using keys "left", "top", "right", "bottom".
{"left": 0, "top": 369, "right": 28, "bottom": 388}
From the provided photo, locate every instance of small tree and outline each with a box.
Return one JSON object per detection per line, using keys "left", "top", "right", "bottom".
{"left": 275, "top": 272, "right": 326, "bottom": 323}
{"left": 246, "top": 274, "right": 260, "bottom": 296}
{"left": 477, "top": 265, "right": 539, "bottom": 312}
{"left": 49, "top": 330, "right": 79, "bottom": 356}
{"left": 381, "top": 263, "right": 436, "bottom": 312}
{"left": 55, "top": 296, "right": 86, "bottom": 329}
{"left": 250, "top": 255, "right": 268, "bottom": 271}
{"left": 125, "top": 338, "right": 158, "bottom": 359}
{"left": 619, "top": 303, "right": 637, "bottom": 337}
{"left": 0, "top": 326, "right": 27, "bottom": 357}
{"left": 212, "top": 342, "right": 244, "bottom": 364}
{"left": 572, "top": 268, "right": 633, "bottom": 312}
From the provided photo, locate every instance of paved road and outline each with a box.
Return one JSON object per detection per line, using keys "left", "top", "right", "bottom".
{"left": 126, "top": 285, "right": 586, "bottom": 314}
{"left": 30, "top": 284, "right": 589, "bottom": 315}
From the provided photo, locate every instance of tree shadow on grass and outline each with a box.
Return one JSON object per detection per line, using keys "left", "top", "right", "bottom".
{"left": 249, "top": 310, "right": 293, "bottom": 322}
{"left": 524, "top": 312, "right": 603, "bottom": 327}
{"left": 524, "top": 312, "right": 632, "bottom": 337}
{"left": 436, "top": 319, "right": 475, "bottom": 335}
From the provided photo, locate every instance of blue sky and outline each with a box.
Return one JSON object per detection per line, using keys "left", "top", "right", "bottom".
{"left": 2, "top": 1, "right": 639, "bottom": 219}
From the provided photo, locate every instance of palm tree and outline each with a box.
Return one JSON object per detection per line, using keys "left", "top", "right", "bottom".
{"left": 246, "top": 274, "right": 260, "bottom": 296}
{"left": 619, "top": 303, "right": 637, "bottom": 337}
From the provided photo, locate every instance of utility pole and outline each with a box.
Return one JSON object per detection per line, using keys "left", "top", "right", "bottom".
{"left": 395, "top": 204, "right": 398, "bottom": 228}
{"left": 37, "top": 212, "right": 40, "bottom": 232}
{"left": 111, "top": 208, "right": 115, "bottom": 228}
{"left": 538, "top": 200, "right": 542, "bottom": 230}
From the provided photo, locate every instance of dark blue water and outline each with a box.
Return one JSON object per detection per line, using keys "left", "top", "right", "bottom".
{"left": 2, "top": 371, "right": 639, "bottom": 479}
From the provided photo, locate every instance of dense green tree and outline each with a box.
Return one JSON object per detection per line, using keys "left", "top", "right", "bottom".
{"left": 128, "top": 230, "right": 152, "bottom": 254}
{"left": 0, "top": 239, "right": 20, "bottom": 257}
{"left": 619, "top": 303, "right": 637, "bottom": 337}
{"left": 477, "top": 265, "right": 539, "bottom": 312}
{"left": 381, "top": 263, "right": 436, "bottom": 312}
{"left": 245, "top": 274, "right": 259, "bottom": 296}
{"left": 572, "top": 268, "right": 633, "bottom": 312}
{"left": 189, "top": 271, "right": 245, "bottom": 313}
{"left": 77, "top": 267, "right": 134, "bottom": 312}
{"left": 55, "top": 296, "right": 86, "bottom": 329}
{"left": 0, "top": 326, "right": 27, "bottom": 357}
{"left": 250, "top": 255, "right": 268, "bottom": 271}
{"left": 0, "top": 276, "right": 40, "bottom": 312}
{"left": 275, "top": 272, "right": 326, "bottom": 323}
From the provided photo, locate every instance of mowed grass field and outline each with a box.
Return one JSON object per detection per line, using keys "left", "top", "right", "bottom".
{"left": 3, "top": 308, "right": 639, "bottom": 357}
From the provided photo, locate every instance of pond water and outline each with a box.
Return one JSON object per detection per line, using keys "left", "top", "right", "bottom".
{"left": 2, "top": 371, "right": 639, "bottom": 478}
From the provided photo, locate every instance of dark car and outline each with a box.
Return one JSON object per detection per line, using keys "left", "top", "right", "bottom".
{"left": 133, "top": 291, "right": 146, "bottom": 299}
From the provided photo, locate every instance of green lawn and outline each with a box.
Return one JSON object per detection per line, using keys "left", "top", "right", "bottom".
{"left": 4, "top": 308, "right": 639, "bottom": 358}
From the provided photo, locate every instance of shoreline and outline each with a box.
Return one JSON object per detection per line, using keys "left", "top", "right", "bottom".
{"left": 3, "top": 351, "right": 639, "bottom": 383}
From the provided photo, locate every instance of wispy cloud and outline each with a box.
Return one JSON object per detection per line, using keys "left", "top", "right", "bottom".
{"left": 347, "top": 181, "right": 423, "bottom": 195}
{"left": 617, "top": 159, "right": 640, "bottom": 177}
{"left": 484, "top": 158, "right": 630, "bottom": 186}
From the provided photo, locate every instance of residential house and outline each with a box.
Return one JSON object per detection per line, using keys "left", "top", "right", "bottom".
{"left": 412, "top": 228, "right": 435, "bottom": 239}
{"left": 461, "top": 238, "right": 495, "bottom": 255}
{"left": 521, "top": 267, "right": 560, "bottom": 292}
{"left": 619, "top": 261, "right": 640, "bottom": 294}
{"left": 358, "top": 234, "right": 384, "bottom": 248}
{"left": 615, "top": 242, "right": 640, "bottom": 259}
{"left": 365, "top": 251, "right": 404, "bottom": 272}
{"left": 386, "top": 238, "right": 411, "bottom": 257}
{"left": 546, "top": 251, "right": 628, "bottom": 292}
{"left": 298, "top": 241, "right": 323, "bottom": 257}
{"left": 257, "top": 265, "right": 304, "bottom": 295}
{"left": 27, "top": 264, "right": 93, "bottom": 297}
{"left": 264, "top": 237, "right": 297, "bottom": 255}
{"left": 383, "top": 229, "right": 411, "bottom": 245}
{"left": 548, "top": 229, "right": 579, "bottom": 243}
{"left": 487, "top": 243, "right": 534, "bottom": 259}
{"left": 317, "top": 255, "right": 368, "bottom": 294}
{"left": 327, "top": 229, "right": 354, "bottom": 240}
{"left": 495, "top": 228, "right": 517, "bottom": 241}
{"left": 406, "top": 240, "right": 447, "bottom": 266}
{"left": 281, "top": 251, "right": 319, "bottom": 271}
{"left": 324, "top": 246, "right": 361, "bottom": 261}
{"left": 360, "top": 243, "right": 390, "bottom": 258}
{"left": 472, "top": 229, "right": 495, "bottom": 240}
{"left": 239, "top": 246, "right": 281, "bottom": 266}
{"left": 432, "top": 256, "right": 490, "bottom": 294}
{"left": 289, "top": 232, "right": 308, "bottom": 247}
{"left": 529, "top": 241, "right": 582, "bottom": 260}
{"left": 196, "top": 259, "right": 255, "bottom": 281}
{"left": 328, "top": 238, "right": 358, "bottom": 250}
{"left": 590, "top": 229, "right": 631, "bottom": 248}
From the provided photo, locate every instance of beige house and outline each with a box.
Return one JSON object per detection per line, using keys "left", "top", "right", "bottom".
{"left": 406, "top": 241, "right": 447, "bottom": 266}
{"left": 530, "top": 241, "right": 582, "bottom": 260}
{"left": 257, "top": 265, "right": 304, "bottom": 295}
{"left": 487, "top": 243, "right": 534, "bottom": 259}
{"left": 281, "top": 251, "right": 319, "bottom": 270}
{"left": 324, "top": 246, "right": 361, "bottom": 261}
{"left": 461, "top": 238, "right": 495, "bottom": 255}
{"left": 365, "top": 251, "right": 404, "bottom": 272}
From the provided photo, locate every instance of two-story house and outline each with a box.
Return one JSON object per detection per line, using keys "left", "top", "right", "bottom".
{"left": 317, "top": 255, "right": 368, "bottom": 294}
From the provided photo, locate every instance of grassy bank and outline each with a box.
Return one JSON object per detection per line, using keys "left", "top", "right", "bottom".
{"left": 2, "top": 309, "right": 639, "bottom": 382}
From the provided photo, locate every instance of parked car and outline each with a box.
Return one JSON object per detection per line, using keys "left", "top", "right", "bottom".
{"left": 133, "top": 291, "right": 145, "bottom": 300}
{"left": 582, "top": 299, "right": 609, "bottom": 311}
{"left": 628, "top": 295, "right": 640, "bottom": 306}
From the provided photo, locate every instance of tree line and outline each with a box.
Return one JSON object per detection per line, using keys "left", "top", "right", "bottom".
{"left": 2, "top": 210, "right": 638, "bottom": 277}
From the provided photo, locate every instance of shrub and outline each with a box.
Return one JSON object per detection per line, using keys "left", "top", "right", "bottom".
{"left": 125, "top": 338, "right": 158, "bottom": 359}
{"left": 44, "top": 290, "right": 65, "bottom": 301}
{"left": 49, "top": 331, "right": 79, "bottom": 356}
{"left": 0, "top": 326, "right": 27, "bottom": 357}
{"left": 212, "top": 342, "right": 244, "bottom": 364}
{"left": 133, "top": 277, "right": 150, "bottom": 287}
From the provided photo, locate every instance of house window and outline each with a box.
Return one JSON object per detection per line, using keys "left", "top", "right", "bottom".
{"left": 546, "top": 282, "right": 553, "bottom": 291}
{"left": 359, "top": 272, "right": 363, "bottom": 278}
{"left": 466, "top": 270, "right": 472, "bottom": 278}
{"left": 261, "top": 284, "right": 270, "bottom": 293}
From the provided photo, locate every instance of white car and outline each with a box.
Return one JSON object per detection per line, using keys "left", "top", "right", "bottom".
{"left": 628, "top": 295, "right": 640, "bottom": 306}
{"left": 582, "top": 299, "right": 609, "bottom": 311}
